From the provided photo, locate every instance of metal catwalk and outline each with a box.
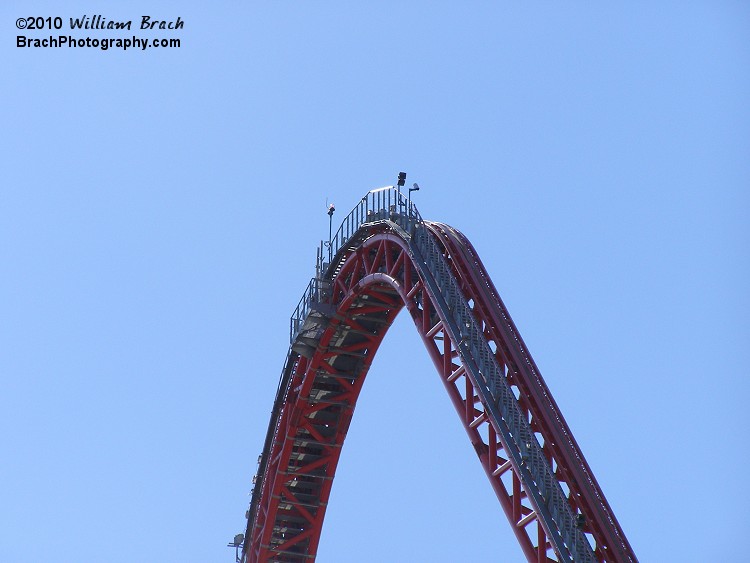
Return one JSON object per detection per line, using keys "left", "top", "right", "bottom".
{"left": 241, "top": 186, "right": 637, "bottom": 563}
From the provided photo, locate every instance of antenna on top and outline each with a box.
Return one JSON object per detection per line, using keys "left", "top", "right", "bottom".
{"left": 326, "top": 202, "right": 335, "bottom": 261}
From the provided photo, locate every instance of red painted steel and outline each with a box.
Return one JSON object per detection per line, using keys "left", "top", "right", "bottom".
{"left": 243, "top": 221, "right": 636, "bottom": 563}
{"left": 425, "top": 222, "right": 637, "bottom": 562}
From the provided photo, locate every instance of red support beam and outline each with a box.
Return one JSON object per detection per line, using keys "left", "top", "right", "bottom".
{"left": 245, "top": 222, "right": 636, "bottom": 563}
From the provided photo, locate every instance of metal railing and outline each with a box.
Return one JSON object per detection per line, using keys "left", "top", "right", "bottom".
{"left": 326, "top": 185, "right": 422, "bottom": 265}
{"left": 408, "top": 227, "right": 596, "bottom": 563}
{"left": 290, "top": 186, "right": 422, "bottom": 344}
{"left": 277, "top": 184, "right": 597, "bottom": 561}
{"left": 289, "top": 276, "right": 331, "bottom": 343}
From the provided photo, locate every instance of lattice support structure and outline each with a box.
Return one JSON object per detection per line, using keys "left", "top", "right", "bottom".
{"left": 242, "top": 187, "right": 637, "bottom": 563}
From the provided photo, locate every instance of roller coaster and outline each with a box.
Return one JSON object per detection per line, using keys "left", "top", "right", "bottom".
{"left": 239, "top": 184, "right": 637, "bottom": 562}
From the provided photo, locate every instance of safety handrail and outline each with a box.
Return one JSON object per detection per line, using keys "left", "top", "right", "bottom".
{"left": 290, "top": 186, "right": 422, "bottom": 344}
{"left": 246, "top": 186, "right": 634, "bottom": 563}
{"left": 408, "top": 225, "right": 596, "bottom": 562}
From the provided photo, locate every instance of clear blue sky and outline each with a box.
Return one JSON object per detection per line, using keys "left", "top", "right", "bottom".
{"left": 3, "top": 2, "right": 748, "bottom": 562}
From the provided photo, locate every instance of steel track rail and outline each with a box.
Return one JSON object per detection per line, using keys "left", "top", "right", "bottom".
{"left": 241, "top": 187, "right": 636, "bottom": 563}
{"left": 424, "top": 221, "right": 637, "bottom": 562}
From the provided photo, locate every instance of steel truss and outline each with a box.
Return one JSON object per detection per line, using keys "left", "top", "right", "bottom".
{"left": 243, "top": 188, "right": 636, "bottom": 563}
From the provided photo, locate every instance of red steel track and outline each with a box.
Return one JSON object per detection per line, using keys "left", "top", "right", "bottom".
{"left": 242, "top": 191, "right": 637, "bottom": 563}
